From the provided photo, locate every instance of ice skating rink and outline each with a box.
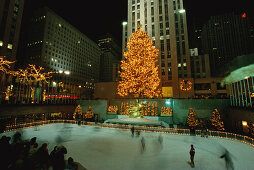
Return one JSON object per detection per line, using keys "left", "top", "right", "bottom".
{"left": 2, "top": 123, "right": 254, "bottom": 170}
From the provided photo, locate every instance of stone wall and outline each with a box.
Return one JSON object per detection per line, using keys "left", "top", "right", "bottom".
{"left": 77, "top": 99, "right": 230, "bottom": 125}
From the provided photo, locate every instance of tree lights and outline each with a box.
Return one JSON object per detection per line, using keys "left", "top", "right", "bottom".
{"left": 117, "top": 26, "right": 161, "bottom": 98}
{"left": 26, "top": 64, "right": 54, "bottom": 83}
{"left": 0, "top": 56, "right": 15, "bottom": 73}
{"left": 210, "top": 109, "right": 225, "bottom": 131}
{"left": 187, "top": 108, "right": 199, "bottom": 127}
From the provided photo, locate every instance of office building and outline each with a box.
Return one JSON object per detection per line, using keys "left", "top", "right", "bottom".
{"left": 202, "top": 12, "right": 254, "bottom": 77}
{"left": 98, "top": 34, "right": 121, "bottom": 82}
{"left": 0, "top": 0, "right": 24, "bottom": 61}
{"left": 123, "top": 0, "right": 191, "bottom": 98}
{"left": 25, "top": 7, "right": 101, "bottom": 100}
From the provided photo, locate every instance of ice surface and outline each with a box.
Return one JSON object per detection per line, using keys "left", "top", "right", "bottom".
{"left": 2, "top": 123, "right": 254, "bottom": 170}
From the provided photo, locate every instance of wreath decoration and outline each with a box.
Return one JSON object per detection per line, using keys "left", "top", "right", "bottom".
{"left": 180, "top": 80, "right": 192, "bottom": 91}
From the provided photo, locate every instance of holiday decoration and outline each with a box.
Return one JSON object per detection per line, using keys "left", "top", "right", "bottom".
{"left": 187, "top": 108, "right": 199, "bottom": 127}
{"left": 5, "top": 86, "right": 11, "bottom": 100}
{"left": 0, "top": 56, "right": 15, "bottom": 73}
{"left": 26, "top": 64, "right": 54, "bottom": 83}
{"left": 107, "top": 106, "right": 118, "bottom": 113}
{"left": 210, "top": 109, "right": 225, "bottom": 131}
{"left": 128, "top": 101, "right": 144, "bottom": 118}
{"left": 73, "top": 105, "right": 82, "bottom": 119}
{"left": 120, "top": 101, "right": 158, "bottom": 117}
{"left": 84, "top": 106, "right": 94, "bottom": 119}
{"left": 117, "top": 25, "right": 161, "bottom": 98}
{"left": 180, "top": 80, "right": 192, "bottom": 91}
{"left": 161, "top": 107, "right": 173, "bottom": 116}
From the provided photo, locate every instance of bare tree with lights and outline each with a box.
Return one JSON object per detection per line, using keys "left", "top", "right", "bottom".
{"left": 0, "top": 56, "right": 15, "bottom": 73}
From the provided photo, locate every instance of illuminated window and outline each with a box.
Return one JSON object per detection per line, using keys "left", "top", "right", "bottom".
{"left": 0, "top": 41, "right": 3, "bottom": 46}
{"left": 7, "top": 44, "right": 13, "bottom": 49}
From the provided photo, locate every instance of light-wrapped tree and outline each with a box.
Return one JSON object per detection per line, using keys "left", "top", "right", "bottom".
{"left": 187, "top": 108, "right": 199, "bottom": 127}
{"left": 210, "top": 109, "right": 225, "bottom": 131}
{"left": 117, "top": 25, "right": 161, "bottom": 98}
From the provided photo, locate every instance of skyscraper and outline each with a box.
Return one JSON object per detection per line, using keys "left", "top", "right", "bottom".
{"left": 0, "top": 0, "right": 24, "bottom": 61}
{"left": 98, "top": 34, "right": 121, "bottom": 82}
{"left": 202, "top": 12, "right": 254, "bottom": 77}
{"left": 123, "top": 0, "right": 191, "bottom": 98}
{"left": 25, "top": 7, "right": 101, "bottom": 100}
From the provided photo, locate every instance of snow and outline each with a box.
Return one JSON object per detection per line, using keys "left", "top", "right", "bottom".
{"left": 2, "top": 123, "right": 254, "bottom": 170}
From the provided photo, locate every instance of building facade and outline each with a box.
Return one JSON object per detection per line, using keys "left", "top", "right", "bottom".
{"left": 202, "top": 13, "right": 254, "bottom": 77}
{"left": 25, "top": 7, "right": 101, "bottom": 102}
{"left": 123, "top": 0, "right": 191, "bottom": 98}
{"left": 0, "top": 0, "right": 24, "bottom": 61}
{"left": 98, "top": 34, "right": 121, "bottom": 82}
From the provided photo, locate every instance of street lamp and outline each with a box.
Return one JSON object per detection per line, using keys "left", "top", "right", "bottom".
{"left": 122, "top": 21, "right": 127, "bottom": 26}
{"left": 179, "top": 9, "right": 186, "bottom": 13}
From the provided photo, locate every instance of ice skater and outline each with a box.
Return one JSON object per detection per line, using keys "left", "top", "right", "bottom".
{"left": 158, "top": 134, "right": 163, "bottom": 145}
{"left": 131, "top": 126, "right": 135, "bottom": 137}
{"left": 136, "top": 130, "right": 141, "bottom": 137}
{"left": 220, "top": 149, "right": 234, "bottom": 170}
{"left": 189, "top": 144, "right": 195, "bottom": 168}
{"left": 141, "top": 137, "right": 145, "bottom": 153}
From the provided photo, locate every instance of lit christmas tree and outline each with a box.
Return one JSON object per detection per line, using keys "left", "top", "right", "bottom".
{"left": 73, "top": 105, "right": 82, "bottom": 119}
{"left": 117, "top": 25, "right": 161, "bottom": 98}
{"left": 210, "top": 109, "right": 225, "bottom": 131}
{"left": 187, "top": 108, "right": 199, "bottom": 127}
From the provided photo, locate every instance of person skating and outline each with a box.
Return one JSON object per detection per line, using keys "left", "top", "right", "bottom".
{"left": 131, "top": 126, "right": 135, "bottom": 137}
{"left": 189, "top": 144, "right": 195, "bottom": 167}
{"left": 220, "top": 149, "right": 234, "bottom": 170}
{"left": 158, "top": 135, "right": 163, "bottom": 145}
{"left": 141, "top": 137, "right": 145, "bottom": 153}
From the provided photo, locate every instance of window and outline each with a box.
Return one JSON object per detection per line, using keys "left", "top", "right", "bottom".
{"left": 7, "top": 44, "right": 12, "bottom": 49}
{"left": 194, "top": 83, "right": 211, "bottom": 90}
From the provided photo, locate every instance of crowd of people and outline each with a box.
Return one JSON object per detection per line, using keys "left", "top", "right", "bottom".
{"left": 0, "top": 132, "right": 83, "bottom": 170}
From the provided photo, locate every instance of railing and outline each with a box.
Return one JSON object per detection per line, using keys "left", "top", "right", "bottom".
{"left": 3, "top": 119, "right": 254, "bottom": 147}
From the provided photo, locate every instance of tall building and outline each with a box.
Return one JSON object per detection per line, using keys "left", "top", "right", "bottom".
{"left": 202, "top": 12, "right": 254, "bottom": 77}
{"left": 25, "top": 7, "right": 101, "bottom": 100}
{"left": 98, "top": 34, "right": 121, "bottom": 82}
{"left": 0, "top": 0, "right": 24, "bottom": 61}
{"left": 123, "top": 0, "right": 191, "bottom": 98}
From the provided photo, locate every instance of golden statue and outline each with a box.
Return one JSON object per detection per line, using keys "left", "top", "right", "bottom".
{"left": 128, "top": 100, "right": 144, "bottom": 118}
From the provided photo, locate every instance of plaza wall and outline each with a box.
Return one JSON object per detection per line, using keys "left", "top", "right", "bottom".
{"left": 77, "top": 99, "right": 230, "bottom": 125}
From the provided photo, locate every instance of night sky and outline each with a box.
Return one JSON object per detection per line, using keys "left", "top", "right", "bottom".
{"left": 22, "top": 0, "right": 253, "bottom": 43}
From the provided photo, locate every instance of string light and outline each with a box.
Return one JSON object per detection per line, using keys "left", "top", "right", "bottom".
{"left": 187, "top": 108, "right": 199, "bottom": 127}
{"left": 0, "top": 56, "right": 15, "bottom": 73}
{"left": 117, "top": 25, "right": 161, "bottom": 98}
{"left": 161, "top": 106, "right": 173, "bottom": 116}
{"left": 210, "top": 109, "right": 225, "bottom": 131}
{"left": 73, "top": 105, "right": 82, "bottom": 119}
{"left": 180, "top": 80, "right": 192, "bottom": 91}
{"left": 84, "top": 106, "right": 93, "bottom": 119}
{"left": 27, "top": 64, "right": 54, "bottom": 83}
{"left": 107, "top": 106, "right": 118, "bottom": 112}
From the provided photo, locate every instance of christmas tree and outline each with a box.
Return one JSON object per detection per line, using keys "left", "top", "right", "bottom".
{"left": 73, "top": 105, "right": 82, "bottom": 119}
{"left": 187, "top": 108, "right": 199, "bottom": 127}
{"left": 210, "top": 109, "right": 225, "bottom": 131}
{"left": 117, "top": 25, "right": 161, "bottom": 98}
{"left": 85, "top": 106, "right": 93, "bottom": 119}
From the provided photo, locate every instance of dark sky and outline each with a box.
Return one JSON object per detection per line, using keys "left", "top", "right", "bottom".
{"left": 22, "top": 0, "right": 253, "bottom": 43}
